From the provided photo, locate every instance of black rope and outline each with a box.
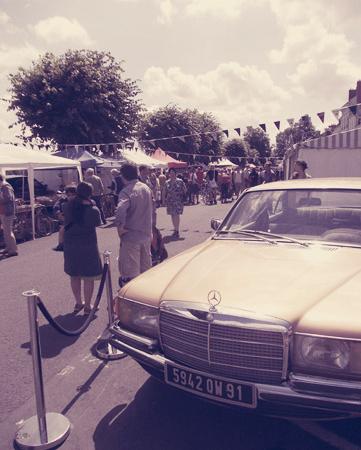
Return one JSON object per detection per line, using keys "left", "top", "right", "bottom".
{"left": 36, "top": 263, "right": 109, "bottom": 336}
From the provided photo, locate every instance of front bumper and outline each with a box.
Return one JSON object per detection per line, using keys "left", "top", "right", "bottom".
{"left": 109, "top": 325, "right": 361, "bottom": 419}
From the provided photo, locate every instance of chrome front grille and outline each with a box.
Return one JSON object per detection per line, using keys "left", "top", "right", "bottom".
{"left": 159, "top": 308, "right": 289, "bottom": 385}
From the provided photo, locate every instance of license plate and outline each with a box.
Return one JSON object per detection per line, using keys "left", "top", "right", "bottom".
{"left": 165, "top": 363, "right": 257, "bottom": 408}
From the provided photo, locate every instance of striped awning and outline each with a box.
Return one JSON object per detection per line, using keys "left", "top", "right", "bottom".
{"left": 302, "top": 127, "right": 361, "bottom": 149}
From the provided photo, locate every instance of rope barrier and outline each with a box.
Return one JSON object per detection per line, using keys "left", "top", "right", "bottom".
{"left": 36, "top": 263, "right": 108, "bottom": 337}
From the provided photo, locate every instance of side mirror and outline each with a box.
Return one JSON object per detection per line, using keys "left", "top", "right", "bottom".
{"left": 210, "top": 218, "right": 221, "bottom": 231}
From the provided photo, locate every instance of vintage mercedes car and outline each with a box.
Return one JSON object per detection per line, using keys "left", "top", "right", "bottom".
{"left": 110, "top": 178, "right": 361, "bottom": 419}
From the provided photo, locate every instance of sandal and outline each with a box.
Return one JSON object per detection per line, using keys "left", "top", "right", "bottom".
{"left": 83, "top": 305, "right": 99, "bottom": 315}
{"left": 73, "top": 303, "right": 84, "bottom": 313}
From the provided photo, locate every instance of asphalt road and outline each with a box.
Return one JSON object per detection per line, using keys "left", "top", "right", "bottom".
{"left": 1, "top": 200, "right": 361, "bottom": 450}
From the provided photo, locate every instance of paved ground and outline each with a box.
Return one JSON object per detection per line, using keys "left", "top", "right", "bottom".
{"left": 1, "top": 200, "right": 361, "bottom": 450}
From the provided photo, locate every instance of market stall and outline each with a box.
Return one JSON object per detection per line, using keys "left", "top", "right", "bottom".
{"left": 122, "top": 148, "right": 167, "bottom": 168}
{"left": 0, "top": 144, "right": 81, "bottom": 239}
{"left": 151, "top": 148, "right": 187, "bottom": 168}
{"left": 209, "top": 158, "right": 237, "bottom": 168}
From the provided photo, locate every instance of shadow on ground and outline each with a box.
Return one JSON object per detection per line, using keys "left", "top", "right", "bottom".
{"left": 92, "top": 378, "right": 297, "bottom": 450}
{"left": 21, "top": 312, "right": 97, "bottom": 358}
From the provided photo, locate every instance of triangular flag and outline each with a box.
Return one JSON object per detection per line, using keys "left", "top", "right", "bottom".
{"left": 287, "top": 118, "right": 295, "bottom": 126}
{"left": 176, "top": 153, "right": 179, "bottom": 158}
{"left": 317, "top": 112, "right": 325, "bottom": 123}
{"left": 301, "top": 115, "right": 308, "bottom": 121}
{"left": 222, "top": 129, "right": 229, "bottom": 138}
{"left": 234, "top": 127, "right": 241, "bottom": 136}
{"left": 332, "top": 109, "right": 340, "bottom": 120}
{"left": 178, "top": 136, "right": 186, "bottom": 143}
{"left": 259, "top": 124, "right": 266, "bottom": 132}
{"left": 349, "top": 105, "right": 357, "bottom": 115}
{"left": 274, "top": 121, "right": 280, "bottom": 130}
{"left": 96, "top": 144, "right": 100, "bottom": 152}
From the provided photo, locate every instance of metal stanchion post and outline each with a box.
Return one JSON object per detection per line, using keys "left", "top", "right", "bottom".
{"left": 95, "top": 251, "right": 126, "bottom": 360}
{"left": 15, "top": 290, "right": 71, "bottom": 450}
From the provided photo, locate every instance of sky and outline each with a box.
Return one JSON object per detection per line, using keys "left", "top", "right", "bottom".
{"left": 0, "top": 0, "right": 361, "bottom": 144}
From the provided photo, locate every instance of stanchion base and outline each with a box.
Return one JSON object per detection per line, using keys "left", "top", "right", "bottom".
{"left": 95, "top": 339, "right": 127, "bottom": 361}
{"left": 15, "top": 412, "right": 70, "bottom": 450}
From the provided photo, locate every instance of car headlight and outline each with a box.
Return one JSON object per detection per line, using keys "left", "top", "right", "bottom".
{"left": 117, "top": 298, "right": 158, "bottom": 339}
{"left": 293, "top": 335, "right": 361, "bottom": 377}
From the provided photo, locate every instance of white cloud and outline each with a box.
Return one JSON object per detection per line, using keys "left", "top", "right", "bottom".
{"left": 32, "top": 16, "right": 93, "bottom": 46}
{"left": 143, "top": 62, "right": 289, "bottom": 126}
{"left": 0, "top": 43, "right": 39, "bottom": 72}
{"left": 268, "top": 0, "right": 361, "bottom": 100}
{"left": 157, "top": 0, "right": 177, "bottom": 25}
{"left": 0, "top": 10, "right": 10, "bottom": 25}
{"left": 185, "top": 0, "right": 248, "bottom": 19}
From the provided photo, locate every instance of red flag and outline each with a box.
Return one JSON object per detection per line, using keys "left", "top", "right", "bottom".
{"left": 222, "top": 129, "right": 229, "bottom": 138}
{"left": 274, "top": 121, "right": 280, "bottom": 130}
{"left": 234, "top": 127, "right": 241, "bottom": 136}
{"left": 259, "top": 124, "right": 266, "bottom": 132}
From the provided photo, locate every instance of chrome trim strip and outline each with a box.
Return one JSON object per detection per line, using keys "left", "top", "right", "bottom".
{"left": 110, "top": 324, "right": 158, "bottom": 349}
{"left": 294, "top": 332, "right": 361, "bottom": 343}
{"left": 120, "top": 296, "right": 159, "bottom": 309}
{"left": 290, "top": 373, "right": 361, "bottom": 390}
{"left": 210, "top": 349, "right": 283, "bottom": 361}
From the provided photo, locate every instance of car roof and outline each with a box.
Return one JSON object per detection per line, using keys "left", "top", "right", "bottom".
{"left": 247, "top": 178, "right": 361, "bottom": 192}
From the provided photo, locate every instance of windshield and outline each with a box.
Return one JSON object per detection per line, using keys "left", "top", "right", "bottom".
{"left": 217, "top": 189, "right": 361, "bottom": 246}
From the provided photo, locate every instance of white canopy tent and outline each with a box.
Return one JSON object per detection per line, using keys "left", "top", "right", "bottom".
{"left": 122, "top": 149, "right": 167, "bottom": 169}
{"left": 209, "top": 158, "right": 237, "bottom": 167}
{"left": 0, "top": 144, "right": 82, "bottom": 239}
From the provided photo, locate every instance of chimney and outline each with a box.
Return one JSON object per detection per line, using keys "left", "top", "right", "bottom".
{"left": 357, "top": 80, "right": 361, "bottom": 104}
{"left": 349, "top": 89, "right": 356, "bottom": 101}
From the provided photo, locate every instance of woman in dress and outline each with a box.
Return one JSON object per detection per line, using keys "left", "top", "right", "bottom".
{"left": 164, "top": 168, "right": 187, "bottom": 238}
{"left": 63, "top": 182, "right": 102, "bottom": 314}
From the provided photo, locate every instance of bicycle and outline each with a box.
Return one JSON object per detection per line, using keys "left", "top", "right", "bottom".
{"left": 101, "top": 193, "right": 116, "bottom": 218}
{"left": 13, "top": 204, "right": 53, "bottom": 241}
{"left": 199, "top": 183, "right": 215, "bottom": 205}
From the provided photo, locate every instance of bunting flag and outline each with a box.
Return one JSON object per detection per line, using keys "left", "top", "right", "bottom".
{"left": 301, "top": 115, "right": 308, "bottom": 121}
{"left": 234, "top": 127, "right": 241, "bottom": 136}
{"left": 317, "top": 112, "right": 325, "bottom": 123}
{"left": 176, "top": 153, "right": 179, "bottom": 158}
{"left": 259, "top": 124, "right": 266, "bottom": 132}
{"left": 332, "top": 109, "right": 340, "bottom": 120}
{"left": 178, "top": 136, "right": 186, "bottom": 143}
{"left": 349, "top": 105, "right": 357, "bottom": 115}
{"left": 274, "top": 121, "right": 280, "bottom": 130}
{"left": 287, "top": 118, "right": 295, "bottom": 126}
{"left": 222, "top": 129, "right": 229, "bottom": 138}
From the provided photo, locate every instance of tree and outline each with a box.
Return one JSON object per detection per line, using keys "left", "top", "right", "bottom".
{"left": 138, "top": 105, "right": 223, "bottom": 163}
{"left": 275, "top": 115, "right": 321, "bottom": 157}
{"left": 223, "top": 138, "right": 249, "bottom": 165}
{"left": 8, "top": 50, "right": 142, "bottom": 147}
{"left": 243, "top": 126, "right": 271, "bottom": 158}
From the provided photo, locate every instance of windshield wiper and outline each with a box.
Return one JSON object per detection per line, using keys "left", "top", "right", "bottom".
{"left": 217, "top": 229, "right": 277, "bottom": 244}
{"left": 241, "top": 229, "right": 309, "bottom": 247}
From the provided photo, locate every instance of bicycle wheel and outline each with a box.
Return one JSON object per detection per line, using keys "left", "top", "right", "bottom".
{"left": 36, "top": 212, "right": 53, "bottom": 237}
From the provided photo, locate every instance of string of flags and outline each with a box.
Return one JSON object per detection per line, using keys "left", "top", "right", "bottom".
{"left": 2, "top": 101, "right": 361, "bottom": 155}
{"left": 58, "top": 101, "right": 361, "bottom": 152}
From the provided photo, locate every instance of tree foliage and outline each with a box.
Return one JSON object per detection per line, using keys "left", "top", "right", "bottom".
{"left": 8, "top": 50, "right": 142, "bottom": 145}
{"left": 223, "top": 138, "right": 248, "bottom": 165}
{"left": 275, "top": 115, "right": 321, "bottom": 157}
{"left": 138, "top": 105, "right": 223, "bottom": 163}
{"left": 243, "top": 126, "right": 272, "bottom": 158}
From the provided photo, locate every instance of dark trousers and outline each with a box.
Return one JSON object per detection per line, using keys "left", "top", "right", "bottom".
{"left": 92, "top": 195, "right": 106, "bottom": 224}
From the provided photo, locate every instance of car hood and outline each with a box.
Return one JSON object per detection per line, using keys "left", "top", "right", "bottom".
{"left": 122, "top": 239, "right": 361, "bottom": 338}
